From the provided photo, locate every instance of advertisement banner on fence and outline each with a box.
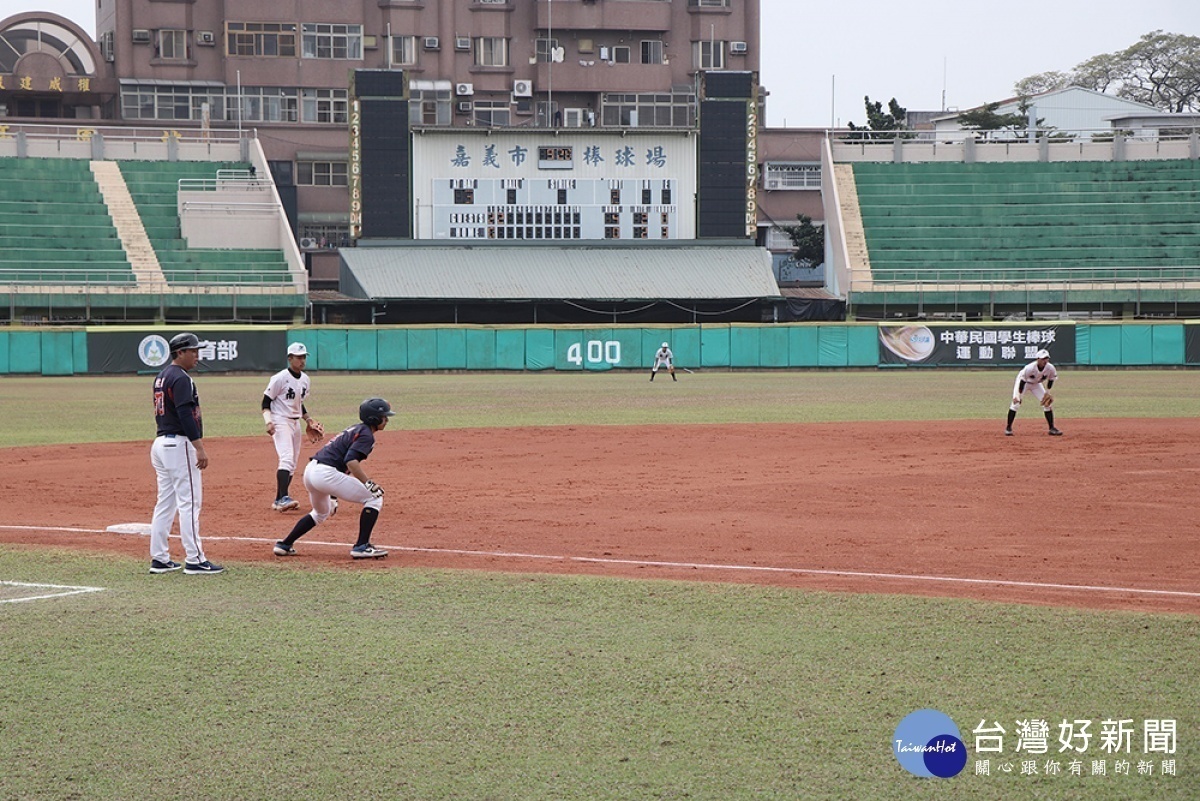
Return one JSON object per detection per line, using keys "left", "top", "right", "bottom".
{"left": 88, "top": 329, "right": 286, "bottom": 374}
{"left": 879, "top": 323, "right": 1075, "bottom": 366}
{"left": 1185, "top": 324, "right": 1200, "bottom": 365}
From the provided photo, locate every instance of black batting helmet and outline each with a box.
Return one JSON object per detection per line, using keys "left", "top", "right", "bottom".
{"left": 169, "top": 332, "right": 200, "bottom": 354}
{"left": 359, "top": 397, "right": 396, "bottom": 427}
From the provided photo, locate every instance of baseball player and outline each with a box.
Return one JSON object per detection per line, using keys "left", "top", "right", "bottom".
{"left": 1006, "top": 348, "right": 1063, "bottom": 436}
{"left": 262, "top": 342, "right": 324, "bottom": 511}
{"left": 650, "top": 342, "right": 676, "bottom": 382}
{"left": 149, "top": 332, "right": 223, "bottom": 575}
{"left": 273, "top": 397, "right": 395, "bottom": 560}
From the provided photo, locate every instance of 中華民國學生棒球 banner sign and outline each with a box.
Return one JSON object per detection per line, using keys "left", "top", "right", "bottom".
{"left": 878, "top": 323, "right": 1075, "bottom": 366}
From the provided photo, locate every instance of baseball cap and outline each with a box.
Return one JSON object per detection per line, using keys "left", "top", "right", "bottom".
{"left": 287, "top": 342, "right": 308, "bottom": 356}
{"left": 661, "top": 342, "right": 669, "bottom": 348}
{"left": 1035, "top": 349, "right": 1050, "bottom": 359}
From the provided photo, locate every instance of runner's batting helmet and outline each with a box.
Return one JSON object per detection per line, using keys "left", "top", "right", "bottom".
{"left": 359, "top": 397, "right": 396, "bottom": 427}
{"left": 169, "top": 332, "right": 200, "bottom": 353}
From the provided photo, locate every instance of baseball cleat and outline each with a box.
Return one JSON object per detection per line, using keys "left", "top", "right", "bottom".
{"left": 1048, "top": 428, "right": 1063, "bottom": 436}
{"left": 273, "top": 542, "right": 297, "bottom": 556}
{"left": 149, "top": 559, "right": 183, "bottom": 573}
{"left": 1004, "top": 429, "right": 1013, "bottom": 436}
{"left": 183, "top": 560, "right": 225, "bottom": 575}
{"left": 350, "top": 544, "right": 388, "bottom": 559}
{"left": 272, "top": 496, "right": 300, "bottom": 512}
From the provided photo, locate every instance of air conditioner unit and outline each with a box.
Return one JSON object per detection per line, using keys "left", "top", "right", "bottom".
{"left": 299, "top": 237, "right": 318, "bottom": 250}
{"left": 362, "top": 35, "right": 378, "bottom": 50}
{"left": 423, "top": 36, "right": 440, "bottom": 50}
{"left": 455, "top": 82, "right": 474, "bottom": 96}
{"left": 132, "top": 29, "right": 151, "bottom": 44}
{"left": 456, "top": 101, "right": 473, "bottom": 113}
{"left": 563, "top": 108, "right": 585, "bottom": 128}
{"left": 100, "top": 31, "right": 115, "bottom": 62}
{"left": 730, "top": 41, "right": 748, "bottom": 54}
{"left": 455, "top": 36, "right": 471, "bottom": 51}
{"left": 764, "top": 177, "right": 783, "bottom": 190}
{"left": 197, "top": 31, "right": 215, "bottom": 46}
{"left": 512, "top": 79, "right": 533, "bottom": 97}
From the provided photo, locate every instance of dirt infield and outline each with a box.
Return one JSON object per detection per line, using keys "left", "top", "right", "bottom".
{"left": 2, "top": 419, "right": 1197, "bottom": 614}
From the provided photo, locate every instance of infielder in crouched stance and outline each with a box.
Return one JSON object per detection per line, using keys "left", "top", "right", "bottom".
{"left": 1006, "top": 348, "right": 1062, "bottom": 436}
{"left": 273, "top": 397, "right": 395, "bottom": 559}
{"left": 650, "top": 342, "right": 676, "bottom": 382}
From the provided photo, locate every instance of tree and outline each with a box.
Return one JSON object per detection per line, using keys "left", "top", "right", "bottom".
{"left": 1013, "top": 71, "right": 1071, "bottom": 97}
{"left": 956, "top": 102, "right": 1031, "bottom": 136}
{"left": 846, "top": 96, "right": 909, "bottom": 140}
{"left": 1015, "top": 31, "right": 1200, "bottom": 113}
{"left": 777, "top": 215, "right": 824, "bottom": 267}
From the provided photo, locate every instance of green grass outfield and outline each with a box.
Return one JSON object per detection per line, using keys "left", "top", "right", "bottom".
{"left": 1, "top": 370, "right": 1198, "bottom": 799}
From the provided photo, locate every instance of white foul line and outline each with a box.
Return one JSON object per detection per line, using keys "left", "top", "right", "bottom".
{"left": 4, "top": 524, "right": 1199, "bottom": 601}
{"left": 0, "top": 580, "right": 106, "bottom": 604}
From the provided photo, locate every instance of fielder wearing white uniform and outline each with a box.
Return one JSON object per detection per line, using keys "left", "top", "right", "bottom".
{"left": 263, "top": 342, "right": 319, "bottom": 511}
{"left": 273, "top": 398, "right": 395, "bottom": 560}
{"left": 1006, "top": 348, "right": 1062, "bottom": 436}
{"left": 149, "top": 332, "right": 223, "bottom": 575}
{"left": 651, "top": 343, "right": 676, "bottom": 382}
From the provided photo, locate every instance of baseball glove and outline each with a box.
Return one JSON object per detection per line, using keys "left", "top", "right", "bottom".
{"left": 1040, "top": 392, "right": 1054, "bottom": 408}
{"left": 305, "top": 419, "right": 325, "bottom": 443}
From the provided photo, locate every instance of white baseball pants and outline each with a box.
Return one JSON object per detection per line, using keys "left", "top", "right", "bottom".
{"left": 149, "top": 435, "right": 206, "bottom": 564}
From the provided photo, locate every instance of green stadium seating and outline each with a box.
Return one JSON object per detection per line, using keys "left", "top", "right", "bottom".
{"left": 0, "top": 158, "right": 136, "bottom": 286}
{"left": 117, "top": 160, "right": 293, "bottom": 285}
{"left": 853, "top": 159, "right": 1200, "bottom": 284}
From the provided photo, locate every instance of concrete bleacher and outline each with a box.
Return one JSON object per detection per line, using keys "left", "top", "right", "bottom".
{"left": 852, "top": 159, "right": 1200, "bottom": 284}
{"left": 0, "top": 158, "right": 136, "bottom": 285}
{"left": 117, "top": 160, "right": 293, "bottom": 285}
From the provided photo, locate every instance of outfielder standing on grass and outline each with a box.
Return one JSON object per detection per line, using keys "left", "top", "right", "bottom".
{"left": 273, "top": 397, "right": 395, "bottom": 560}
{"left": 1006, "top": 348, "right": 1063, "bottom": 436}
{"left": 262, "top": 342, "right": 324, "bottom": 512}
{"left": 650, "top": 341, "right": 676, "bottom": 382}
{"left": 149, "top": 332, "right": 223, "bottom": 575}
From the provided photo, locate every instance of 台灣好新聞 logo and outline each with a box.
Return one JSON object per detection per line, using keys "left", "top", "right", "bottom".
{"left": 893, "top": 708, "right": 967, "bottom": 778}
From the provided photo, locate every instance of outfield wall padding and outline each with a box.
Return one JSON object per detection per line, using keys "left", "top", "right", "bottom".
{"left": 2, "top": 323, "right": 1198, "bottom": 375}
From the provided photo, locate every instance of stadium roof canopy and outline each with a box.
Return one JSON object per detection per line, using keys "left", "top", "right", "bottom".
{"left": 338, "top": 240, "right": 781, "bottom": 301}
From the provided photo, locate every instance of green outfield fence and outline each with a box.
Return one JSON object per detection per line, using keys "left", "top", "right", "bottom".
{"left": 0, "top": 323, "right": 1197, "bottom": 375}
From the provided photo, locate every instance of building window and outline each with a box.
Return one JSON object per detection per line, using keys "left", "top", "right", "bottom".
{"left": 302, "top": 23, "right": 363, "bottom": 60}
{"left": 611, "top": 46, "right": 630, "bottom": 64}
{"left": 158, "top": 29, "right": 187, "bottom": 60}
{"left": 472, "top": 101, "right": 510, "bottom": 127}
{"left": 475, "top": 37, "right": 508, "bottom": 67}
{"left": 600, "top": 91, "right": 696, "bottom": 128}
{"left": 121, "top": 84, "right": 226, "bottom": 121}
{"left": 640, "top": 40, "right": 663, "bottom": 65}
{"left": 299, "top": 225, "right": 350, "bottom": 249}
{"left": 301, "top": 88, "right": 348, "bottom": 123}
{"left": 226, "top": 22, "right": 297, "bottom": 57}
{"left": 391, "top": 35, "right": 417, "bottom": 66}
{"left": 535, "top": 38, "right": 559, "bottom": 63}
{"left": 297, "top": 161, "right": 348, "bottom": 186}
{"left": 230, "top": 88, "right": 299, "bottom": 122}
{"left": 695, "top": 40, "right": 724, "bottom": 70}
{"left": 410, "top": 81, "right": 452, "bottom": 126}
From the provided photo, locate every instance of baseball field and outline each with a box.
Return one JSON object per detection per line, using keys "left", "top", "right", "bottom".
{"left": 1, "top": 369, "right": 1197, "bottom": 799}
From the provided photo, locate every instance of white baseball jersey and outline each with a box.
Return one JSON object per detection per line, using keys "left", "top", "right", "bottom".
{"left": 1016, "top": 360, "right": 1057, "bottom": 387}
{"left": 653, "top": 347, "right": 674, "bottom": 368}
{"left": 264, "top": 368, "right": 310, "bottom": 419}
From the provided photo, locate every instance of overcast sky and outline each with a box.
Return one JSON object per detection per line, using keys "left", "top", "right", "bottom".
{"left": 12, "top": 0, "right": 1199, "bottom": 128}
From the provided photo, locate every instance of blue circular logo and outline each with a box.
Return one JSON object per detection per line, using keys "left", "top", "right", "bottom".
{"left": 893, "top": 709, "right": 967, "bottom": 778}
{"left": 139, "top": 335, "right": 170, "bottom": 367}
